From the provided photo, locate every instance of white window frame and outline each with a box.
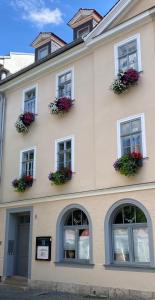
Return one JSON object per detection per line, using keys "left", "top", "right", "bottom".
{"left": 77, "top": 25, "right": 90, "bottom": 38}
{"left": 38, "top": 45, "right": 49, "bottom": 60}
{"left": 22, "top": 84, "right": 38, "bottom": 114}
{"left": 19, "top": 146, "right": 37, "bottom": 178}
{"left": 55, "top": 67, "right": 75, "bottom": 99}
{"left": 114, "top": 33, "right": 142, "bottom": 76}
{"left": 54, "top": 135, "right": 75, "bottom": 172}
{"left": 117, "top": 113, "right": 147, "bottom": 158}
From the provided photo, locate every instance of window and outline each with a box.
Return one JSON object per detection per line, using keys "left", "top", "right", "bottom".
{"left": 38, "top": 45, "right": 49, "bottom": 60}
{"left": 56, "top": 68, "right": 74, "bottom": 99}
{"left": 23, "top": 87, "right": 37, "bottom": 114}
{"left": 114, "top": 34, "right": 142, "bottom": 75}
{"left": 55, "top": 136, "right": 74, "bottom": 171}
{"left": 20, "top": 148, "right": 36, "bottom": 177}
{"left": 77, "top": 26, "right": 89, "bottom": 38}
{"left": 117, "top": 114, "right": 146, "bottom": 158}
{"left": 112, "top": 205, "right": 150, "bottom": 265}
{"left": 63, "top": 209, "right": 90, "bottom": 261}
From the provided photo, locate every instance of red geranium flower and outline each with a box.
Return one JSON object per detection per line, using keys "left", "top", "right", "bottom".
{"left": 57, "top": 97, "right": 72, "bottom": 112}
{"left": 131, "top": 151, "right": 142, "bottom": 160}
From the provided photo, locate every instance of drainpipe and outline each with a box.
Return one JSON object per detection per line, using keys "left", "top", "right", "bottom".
{"left": 0, "top": 92, "right": 6, "bottom": 181}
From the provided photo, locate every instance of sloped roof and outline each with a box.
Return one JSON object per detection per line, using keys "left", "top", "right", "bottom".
{"left": 68, "top": 8, "right": 103, "bottom": 27}
{"left": 31, "top": 32, "right": 67, "bottom": 48}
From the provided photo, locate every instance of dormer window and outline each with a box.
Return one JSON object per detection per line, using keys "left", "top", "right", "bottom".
{"left": 38, "top": 45, "right": 49, "bottom": 60}
{"left": 68, "top": 8, "right": 103, "bottom": 40}
{"left": 77, "top": 26, "right": 90, "bottom": 38}
{"left": 31, "top": 32, "right": 67, "bottom": 62}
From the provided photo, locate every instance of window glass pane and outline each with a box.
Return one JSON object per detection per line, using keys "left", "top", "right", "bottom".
{"left": 113, "top": 228, "right": 130, "bottom": 262}
{"left": 118, "top": 45, "right": 128, "bottom": 57}
{"left": 66, "top": 151, "right": 71, "bottom": 162}
{"left": 128, "top": 40, "right": 137, "bottom": 53}
{"left": 64, "top": 229, "right": 75, "bottom": 250}
{"left": 73, "top": 210, "right": 82, "bottom": 225}
{"left": 59, "top": 75, "right": 65, "bottom": 83}
{"left": 128, "top": 53, "right": 137, "bottom": 70}
{"left": 64, "top": 212, "right": 72, "bottom": 226}
{"left": 78, "top": 229, "right": 90, "bottom": 260}
{"left": 121, "top": 122, "right": 131, "bottom": 136}
{"left": 121, "top": 136, "right": 131, "bottom": 155}
{"left": 133, "top": 228, "right": 150, "bottom": 263}
{"left": 114, "top": 209, "right": 123, "bottom": 224}
{"left": 136, "top": 207, "right": 147, "bottom": 223}
{"left": 82, "top": 211, "right": 88, "bottom": 225}
{"left": 25, "top": 89, "right": 35, "bottom": 101}
{"left": 66, "top": 72, "right": 71, "bottom": 81}
{"left": 59, "top": 142, "right": 64, "bottom": 151}
{"left": 131, "top": 119, "right": 141, "bottom": 133}
{"left": 23, "top": 152, "right": 29, "bottom": 162}
{"left": 124, "top": 206, "right": 136, "bottom": 224}
{"left": 119, "top": 57, "right": 128, "bottom": 72}
{"left": 64, "top": 250, "right": 75, "bottom": 259}
{"left": 131, "top": 134, "right": 141, "bottom": 152}
{"left": 38, "top": 46, "right": 48, "bottom": 59}
{"left": 66, "top": 140, "right": 71, "bottom": 149}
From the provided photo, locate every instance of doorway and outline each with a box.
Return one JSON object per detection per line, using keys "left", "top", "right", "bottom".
{"left": 4, "top": 208, "right": 32, "bottom": 279}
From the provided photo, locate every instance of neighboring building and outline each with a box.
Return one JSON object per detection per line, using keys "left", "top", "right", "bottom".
{"left": 0, "top": 0, "right": 155, "bottom": 298}
{"left": 0, "top": 52, "right": 34, "bottom": 80}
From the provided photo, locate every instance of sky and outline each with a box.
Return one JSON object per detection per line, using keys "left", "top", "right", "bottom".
{"left": 0, "top": 0, "right": 118, "bottom": 56}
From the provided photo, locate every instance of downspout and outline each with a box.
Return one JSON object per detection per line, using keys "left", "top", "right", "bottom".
{"left": 0, "top": 92, "right": 6, "bottom": 181}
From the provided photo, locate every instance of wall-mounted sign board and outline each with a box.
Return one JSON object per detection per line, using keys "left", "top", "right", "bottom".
{"left": 36, "top": 236, "right": 51, "bottom": 261}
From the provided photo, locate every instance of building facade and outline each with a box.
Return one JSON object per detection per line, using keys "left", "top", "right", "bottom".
{"left": 0, "top": 0, "right": 155, "bottom": 298}
{"left": 0, "top": 52, "right": 34, "bottom": 80}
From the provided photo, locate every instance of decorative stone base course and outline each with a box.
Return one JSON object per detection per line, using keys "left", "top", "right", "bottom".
{"left": 29, "top": 280, "right": 154, "bottom": 299}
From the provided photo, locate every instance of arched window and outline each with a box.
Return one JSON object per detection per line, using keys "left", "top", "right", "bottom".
{"left": 105, "top": 200, "right": 153, "bottom": 267}
{"left": 56, "top": 206, "right": 91, "bottom": 263}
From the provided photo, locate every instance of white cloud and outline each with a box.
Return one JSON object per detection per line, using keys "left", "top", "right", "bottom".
{"left": 10, "top": 0, "right": 63, "bottom": 27}
{"left": 25, "top": 8, "right": 63, "bottom": 26}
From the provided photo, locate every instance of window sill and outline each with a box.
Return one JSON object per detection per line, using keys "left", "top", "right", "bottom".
{"left": 55, "top": 261, "right": 94, "bottom": 268}
{"left": 104, "top": 264, "right": 155, "bottom": 271}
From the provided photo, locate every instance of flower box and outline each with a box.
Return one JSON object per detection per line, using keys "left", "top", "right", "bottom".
{"left": 112, "top": 69, "right": 139, "bottom": 94}
{"left": 48, "top": 168, "right": 72, "bottom": 185}
{"left": 15, "top": 112, "right": 35, "bottom": 133}
{"left": 12, "top": 176, "right": 33, "bottom": 192}
{"left": 49, "top": 97, "right": 73, "bottom": 115}
{"left": 113, "top": 151, "right": 143, "bottom": 176}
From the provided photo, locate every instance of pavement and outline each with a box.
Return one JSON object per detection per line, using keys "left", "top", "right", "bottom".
{"left": 0, "top": 285, "right": 105, "bottom": 300}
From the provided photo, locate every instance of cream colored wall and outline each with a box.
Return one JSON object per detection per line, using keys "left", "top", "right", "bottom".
{"left": 1, "top": 53, "right": 95, "bottom": 202}
{"left": 29, "top": 189, "right": 155, "bottom": 292}
{"left": 1, "top": 19, "right": 155, "bottom": 203}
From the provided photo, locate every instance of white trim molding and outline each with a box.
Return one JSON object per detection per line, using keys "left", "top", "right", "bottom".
{"left": 55, "top": 67, "right": 75, "bottom": 99}
{"left": 22, "top": 84, "right": 38, "bottom": 114}
{"left": 117, "top": 113, "right": 147, "bottom": 158}
{"left": 114, "top": 33, "right": 142, "bottom": 76}
{"left": 54, "top": 135, "right": 75, "bottom": 172}
{"left": 85, "top": 0, "right": 139, "bottom": 41}
{"left": 19, "top": 146, "right": 37, "bottom": 178}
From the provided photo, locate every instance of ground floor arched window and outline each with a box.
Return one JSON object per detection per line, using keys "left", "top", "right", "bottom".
{"left": 56, "top": 205, "right": 92, "bottom": 264}
{"left": 105, "top": 200, "right": 153, "bottom": 267}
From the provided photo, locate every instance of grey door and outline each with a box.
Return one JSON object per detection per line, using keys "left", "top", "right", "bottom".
{"left": 16, "top": 215, "right": 30, "bottom": 277}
